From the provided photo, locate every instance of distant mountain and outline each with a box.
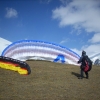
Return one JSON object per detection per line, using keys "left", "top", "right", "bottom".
{"left": 0, "top": 37, "right": 12, "bottom": 55}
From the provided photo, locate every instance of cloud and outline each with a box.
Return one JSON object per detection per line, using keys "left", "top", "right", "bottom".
{"left": 59, "top": 38, "right": 69, "bottom": 44}
{"left": 71, "top": 48, "right": 82, "bottom": 55}
{"left": 82, "top": 44, "right": 100, "bottom": 56}
{"left": 71, "top": 33, "right": 100, "bottom": 57}
{"left": 72, "top": 43, "right": 100, "bottom": 57}
{"left": 5, "top": 8, "right": 18, "bottom": 18}
{"left": 73, "top": 24, "right": 82, "bottom": 35}
{"left": 52, "top": 0, "right": 100, "bottom": 60}
{"left": 88, "top": 33, "right": 100, "bottom": 43}
{"left": 52, "top": 0, "right": 100, "bottom": 33}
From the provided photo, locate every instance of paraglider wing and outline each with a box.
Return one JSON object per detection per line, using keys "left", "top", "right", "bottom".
{"left": 0, "top": 56, "right": 31, "bottom": 75}
{"left": 1, "top": 40, "right": 80, "bottom": 65}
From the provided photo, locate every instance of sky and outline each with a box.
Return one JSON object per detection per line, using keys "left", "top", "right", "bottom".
{"left": 0, "top": 0, "right": 100, "bottom": 56}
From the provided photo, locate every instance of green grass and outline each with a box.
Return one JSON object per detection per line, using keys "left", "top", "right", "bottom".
{"left": 0, "top": 60, "right": 100, "bottom": 100}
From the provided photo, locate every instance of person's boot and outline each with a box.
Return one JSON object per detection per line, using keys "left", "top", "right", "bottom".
{"left": 86, "top": 74, "right": 89, "bottom": 79}
{"left": 78, "top": 77, "right": 83, "bottom": 79}
{"left": 78, "top": 76, "right": 83, "bottom": 79}
{"left": 86, "top": 76, "right": 89, "bottom": 79}
{"left": 85, "top": 72, "right": 89, "bottom": 79}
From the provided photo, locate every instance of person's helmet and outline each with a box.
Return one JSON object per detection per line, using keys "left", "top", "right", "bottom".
{"left": 82, "top": 50, "right": 86, "bottom": 55}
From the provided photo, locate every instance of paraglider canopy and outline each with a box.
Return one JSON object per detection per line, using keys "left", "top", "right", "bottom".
{"left": 0, "top": 56, "right": 31, "bottom": 75}
{"left": 1, "top": 40, "right": 80, "bottom": 65}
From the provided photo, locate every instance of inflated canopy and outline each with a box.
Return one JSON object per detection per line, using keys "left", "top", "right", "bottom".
{"left": 1, "top": 40, "right": 80, "bottom": 65}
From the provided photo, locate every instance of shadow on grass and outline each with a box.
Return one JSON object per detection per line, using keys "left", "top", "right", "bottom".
{"left": 71, "top": 72, "right": 80, "bottom": 78}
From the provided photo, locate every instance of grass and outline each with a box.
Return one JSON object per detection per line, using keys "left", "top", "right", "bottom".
{"left": 0, "top": 60, "right": 100, "bottom": 100}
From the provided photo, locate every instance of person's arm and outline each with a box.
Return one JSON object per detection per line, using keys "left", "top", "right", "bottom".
{"left": 78, "top": 56, "right": 83, "bottom": 63}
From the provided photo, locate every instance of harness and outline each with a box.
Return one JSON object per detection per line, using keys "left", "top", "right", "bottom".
{"left": 83, "top": 56, "right": 92, "bottom": 72}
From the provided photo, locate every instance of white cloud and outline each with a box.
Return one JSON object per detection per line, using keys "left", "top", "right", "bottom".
{"left": 71, "top": 48, "right": 82, "bottom": 56}
{"left": 73, "top": 24, "right": 82, "bottom": 35}
{"left": 81, "top": 44, "right": 100, "bottom": 60}
{"left": 88, "top": 33, "right": 100, "bottom": 43}
{"left": 52, "top": 0, "right": 100, "bottom": 61}
{"left": 59, "top": 38, "right": 69, "bottom": 44}
{"left": 72, "top": 43, "right": 100, "bottom": 63}
{"left": 5, "top": 8, "right": 18, "bottom": 18}
{"left": 72, "top": 43, "right": 100, "bottom": 58}
{"left": 52, "top": 0, "right": 100, "bottom": 33}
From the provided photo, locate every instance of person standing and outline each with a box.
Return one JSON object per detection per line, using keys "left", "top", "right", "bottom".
{"left": 77, "top": 50, "right": 92, "bottom": 79}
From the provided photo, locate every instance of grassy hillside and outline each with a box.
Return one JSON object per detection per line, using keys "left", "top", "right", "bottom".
{"left": 0, "top": 60, "right": 100, "bottom": 100}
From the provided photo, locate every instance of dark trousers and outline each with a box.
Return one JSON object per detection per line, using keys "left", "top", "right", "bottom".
{"left": 80, "top": 69, "right": 84, "bottom": 77}
{"left": 80, "top": 69, "right": 88, "bottom": 78}
{"left": 85, "top": 71, "right": 88, "bottom": 78}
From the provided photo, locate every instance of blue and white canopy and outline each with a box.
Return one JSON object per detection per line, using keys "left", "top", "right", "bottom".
{"left": 1, "top": 40, "right": 80, "bottom": 65}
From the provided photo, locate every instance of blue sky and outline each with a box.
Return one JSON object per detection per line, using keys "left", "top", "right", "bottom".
{"left": 0, "top": 0, "right": 100, "bottom": 56}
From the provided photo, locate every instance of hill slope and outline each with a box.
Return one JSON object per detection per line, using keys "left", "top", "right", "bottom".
{"left": 0, "top": 61, "right": 100, "bottom": 100}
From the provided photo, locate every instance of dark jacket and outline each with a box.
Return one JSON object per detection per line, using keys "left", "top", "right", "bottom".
{"left": 78, "top": 53, "right": 87, "bottom": 66}
{"left": 78, "top": 53, "right": 92, "bottom": 71}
